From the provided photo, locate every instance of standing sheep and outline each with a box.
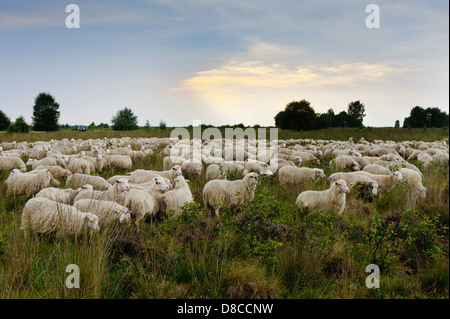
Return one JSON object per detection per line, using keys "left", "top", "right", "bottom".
{"left": 162, "top": 176, "right": 194, "bottom": 217}
{"left": 0, "top": 156, "right": 26, "bottom": 172}
{"left": 6, "top": 170, "right": 58, "bottom": 197}
{"left": 66, "top": 173, "right": 110, "bottom": 191}
{"left": 74, "top": 177, "right": 131, "bottom": 204}
{"left": 296, "top": 179, "right": 350, "bottom": 215}
{"left": 20, "top": 197, "right": 100, "bottom": 237}
{"left": 35, "top": 184, "right": 93, "bottom": 204}
{"left": 203, "top": 172, "right": 259, "bottom": 217}
{"left": 74, "top": 199, "right": 131, "bottom": 226}
{"left": 278, "top": 166, "right": 325, "bottom": 185}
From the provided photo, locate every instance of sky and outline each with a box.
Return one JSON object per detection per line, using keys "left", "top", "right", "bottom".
{"left": 0, "top": 0, "right": 448, "bottom": 127}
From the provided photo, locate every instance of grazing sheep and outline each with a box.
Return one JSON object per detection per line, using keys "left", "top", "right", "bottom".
{"left": 6, "top": 170, "right": 58, "bottom": 197}
{"left": 162, "top": 176, "right": 194, "bottom": 217}
{"left": 65, "top": 157, "right": 93, "bottom": 175}
{"left": 103, "top": 154, "right": 133, "bottom": 171}
{"left": 432, "top": 153, "right": 449, "bottom": 167}
{"left": 74, "top": 177, "right": 131, "bottom": 204}
{"left": 296, "top": 179, "right": 350, "bottom": 215}
{"left": 163, "top": 156, "right": 186, "bottom": 170}
{"left": 107, "top": 175, "right": 132, "bottom": 185}
{"left": 219, "top": 162, "right": 247, "bottom": 176}
{"left": 128, "top": 165, "right": 182, "bottom": 184}
{"left": 206, "top": 164, "right": 226, "bottom": 181}
{"left": 399, "top": 168, "right": 427, "bottom": 199}
{"left": 74, "top": 199, "right": 131, "bottom": 226}
{"left": 35, "top": 184, "right": 93, "bottom": 204}
{"left": 362, "top": 164, "right": 391, "bottom": 175}
{"left": 66, "top": 173, "right": 110, "bottom": 191}
{"left": 328, "top": 172, "right": 379, "bottom": 197}
{"left": 329, "top": 155, "right": 360, "bottom": 171}
{"left": 26, "top": 157, "right": 57, "bottom": 169}
{"left": 123, "top": 177, "right": 171, "bottom": 223}
{"left": 203, "top": 172, "right": 259, "bottom": 217}
{"left": 20, "top": 197, "right": 100, "bottom": 237}
{"left": 354, "top": 171, "right": 403, "bottom": 192}
{"left": 181, "top": 160, "right": 203, "bottom": 176}
{"left": 81, "top": 155, "right": 104, "bottom": 172}
{"left": 33, "top": 166, "right": 72, "bottom": 179}
{"left": 278, "top": 166, "right": 325, "bottom": 185}
{"left": 0, "top": 156, "right": 26, "bottom": 172}
{"left": 417, "top": 152, "right": 434, "bottom": 169}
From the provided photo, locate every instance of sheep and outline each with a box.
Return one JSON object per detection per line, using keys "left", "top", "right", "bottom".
{"left": 32, "top": 166, "right": 73, "bottom": 179}
{"left": 181, "top": 160, "right": 203, "bottom": 176}
{"left": 73, "top": 199, "right": 131, "bottom": 226}
{"left": 206, "top": 164, "right": 226, "bottom": 181}
{"left": 163, "top": 156, "right": 186, "bottom": 170}
{"left": 296, "top": 179, "right": 350, "bottom": 215}
{"left": 35, "top": 184, "right": 93, "bottom": 204}
{"left": 66, "top": 173, "right": 110, "bottom": 191}
{"left": 103, "top": 154, "right": 133, "bottom": 171}
{"left": 161, "top": 176, "right": 194, "bottom": 217}
{"left": 278, "top": 166, "right": 325, "bottom": 185}
{"left": 417, "top": 152, "right": 433, "bottom": 169}
{"left": 353, "top": 171, "right": 403, "bottom": 192}
{"left": 399, "top": 168, "right": 427, "bottom": 199}
{"left": 123, "top": 177, "right": 171, "bottom": 223}
{"left": 20, "top": 197, "right": 100, "bottom": 236}
{"left": 81, "top": 155, "right": 104, "bottom": 172}
{"left": 362, "top": 164, "right": 391, "bottom": 175}
{"left": 6, "top": 170, "right": 59, "bottom": 197}
{"left": 328, "top": 172, "right": 379, "bottom": 197}
{"left": 329, "top": 155, "right": 360, "bottom": 171}
{"left": 107, "top": 175, "right": 133, "bottom": 185}
{"left": 131, "top": 150, "right": 145, "bottom": 164}
{"left": 26, "top": 157, "right": 57, "bottom": 169}
{"left": 203, "top": 172, "right": 259, "bottom": 217}
{"left": 0, "top": 156, "right": 26, "bottom": 172}
{"left": 432, "top": 153, "right": 449, "bottom": 167}
{"left": 74, "top": 177, "right": 131, "bottom": 204}
{"left": 128, "top": 165, "right": 182, "bottom": 184}
{"left": 65, "top": 157, "right": 93, "bottom": 175}
{"left": 219, "top": 162, "right": 247, "bottom": 176}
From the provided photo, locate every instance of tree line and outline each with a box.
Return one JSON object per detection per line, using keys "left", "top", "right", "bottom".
{"left": 400, "top": 106, "right": 449, "bottom": 128}
{"left": 274, "top": 99, "right": 366, "bottom": 131}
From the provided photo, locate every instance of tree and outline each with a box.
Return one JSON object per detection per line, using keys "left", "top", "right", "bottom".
{"left": 403, "top": 117, "right": 410, "bottom": 128}
{"left": 408, "top": 106, "right": 427, "bottom": 128}
{"left": 334, "top": 111, "right": 349, "bottom": 127}
{"left": 347, "top": 100, "right": 366, "bottom": 127}
{"left": 326, "top": 108, "right": 336, "bottom": 127}
{"left": 394, "top": 120, "right": 400, "bottom": 128}
{"left": 7, "top": 116, "right": 30, "bottom": 133}
{"left": 111, "top": 108, "right": 138, "bottom": 131}
{"left": 315, "top": 113, "right": 332, "bottom": 129}
{"left": 32, "top": 92, "right": 60, "bottom": 131}
{"left": 88, "top": 122, "right": 96, "bottom": 129}
{"left": 144, "top": 120, "right": 151, "bottom": 131}
{"left": 274, "top": 99, "right": 316, "bottom": 131}
{"left": 0, "top": 110, "right": 11, "bottom": 130}
{"left": 159, "top": 120, "right": 167, "bottom": 130}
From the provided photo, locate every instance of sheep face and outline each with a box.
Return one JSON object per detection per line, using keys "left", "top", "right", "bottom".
{"left": 315, "top": 169, "right": 326, "bottom": 180}
{"left": 418, "top": 187, "right": 427, "bottom": 199}
{"left": 335, "top": 180, "right": 350, "bottom": 194}
{"left": 154, "top": 177, "right": 171, "bottom": 192}
{"left": 85, "top": 214, "right": 100, "bottom": 232}
{"left": 10, "top": 168, "right": 21, "bottom": 176}
{"left": 114, "top": 210, "right": 131, "bottom": 224}
{"left": 393, "top": 171, "right": 403, "bottom": 181}
{"left": 246, "top": 173, "right": 259, "bottom": 186}
{"left": 369, "top": 181, "right": 379, "bottom": 197}
{"left": 115, "top": 178, "right": 131, "bottom": 192}
{"left": 81, "top": 184, "right": 94, "bottom": 191}
{"left": 172, "top": 165, "right": 183, "bottom": 177}
{"left": 26, "top": 158, "right": 35, "bottom": 166}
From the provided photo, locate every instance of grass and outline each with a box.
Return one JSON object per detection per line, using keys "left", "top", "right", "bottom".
{"left": 0, "top": 128, "right": 448, "bottom": 299}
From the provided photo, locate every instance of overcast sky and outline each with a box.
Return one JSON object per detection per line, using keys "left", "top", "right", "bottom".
{"left": 0, "top": 0, "right": 448, "bottom": 127}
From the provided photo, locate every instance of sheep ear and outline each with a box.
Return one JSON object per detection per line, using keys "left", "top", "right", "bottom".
{"left": 113, "top": 210, "right": 119, "bottom": 214}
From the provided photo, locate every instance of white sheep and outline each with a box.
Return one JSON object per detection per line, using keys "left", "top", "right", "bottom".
{"left": 328, "top": 172, "right": 379, "bottom": 197}
{"left": 20, "top": 197, "right": 100, "bottom": 237}
{"left": 278, "top": 166, "right": 325, "bottom": 185}
{"left": 6, "top": 170, "right": 59, "bottom": 197}
{"left": 354, "top": 171, "right": 403, "bottom": 192}
{"left": 362, "top": 164, "right": 391, "bottom": 175}
{"left": 206, "top": 164, "right": 226, "bottom": 181}
{"left": 74, "top": 199, "right": 131, "bottom": 226}
{"left": 123, "top": 176, "right": 171, "bottom": 223}
{"left": 329, "top": 155, "right": 360, "bottom": 171}
{"left": 203, "top": 172, "right": 259, "bottom": 217}
{"left": 128, "top": 165, "right": 182, "bottom": 184}
{"left": 296, "top": 179, "right": 350, "bottom": 215}
{"left": 74, "top": 177, "right": 131, "bottom": 204}
{"left": 399, "top": 168, "right": 427, "bottom": 199}
{"left": 103, "top": 154, "right": 133, "bottom": 171}
{"left": 33, "top": 166, "right": 73, "bottom": 179}
{"left": 66, "top": 173, "right": 110, "bottom": 191}
{"left": 26, "top": 157, "right": 57, "bottom": 169}
{"left": 0, "top": 156, "right": 26, "bottom": 172}
{"left": 432, "top": 153, "right": 449, "bottom": 167}
{"left": 35, "top": 184, "right": 93, "bottom": 204}
{"left": 65, "top": 157, "right": 93, "bottom": 174}
{"left": 162, "top": 175, "right": 194, "bottom": 217}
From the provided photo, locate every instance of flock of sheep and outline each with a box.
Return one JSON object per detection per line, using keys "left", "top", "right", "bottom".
{"left": 0, "top": 135, "right": 448, "bottom": 238}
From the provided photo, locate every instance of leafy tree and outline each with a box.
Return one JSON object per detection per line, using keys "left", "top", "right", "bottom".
{"left": 7, "top": 116, "right": 30, "bottom": 133}
{"left": 98, "top": 123, "right": 109, "bottom": 129}
{"left": 334, "top": 111, "right": 349, "bottom": 127}
{"left": 144, "top": 120, "right": 151, "bottom": 131}
{"left": 409, "top": 106, "right": 427, "bottom": 128}
{"left": 88, "top": 122, "right": 96, "bottom": 129}
{"left": 403, "top": 117, "right": 410, "bottom": 128}
{"left": 326, "top": 108, "right": 335, "bottom": 127}
{"left": 394, "top": 120, "right": 400, "bottom": 128}
{"left": 111, "top": 108, "right": 138, "bottom": 131}
{"left": 274, "top": 99, "right": 316, "bottom": 131}
{"left": 315, "top": 113, "right": 332, "bottom": 129}
{"left": 0, "top": 110, "right": 11, "bottom": 130}
{"left": 347, "top": 100, "right": 366, "bottom": 127}
{"left": 32, "top": 92, "right": 60, "bottom": 131}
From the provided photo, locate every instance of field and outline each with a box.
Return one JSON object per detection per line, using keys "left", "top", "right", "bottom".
{"left": 0, "top": 128, "right": 448, "bottom": 299}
